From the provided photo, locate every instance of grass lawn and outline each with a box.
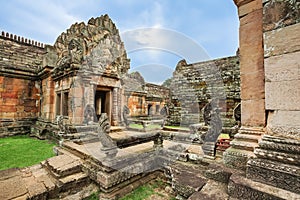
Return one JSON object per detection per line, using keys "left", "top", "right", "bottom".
{"left": 0, "top": 135, "right": 56, "bottom": 170}
{"left": 120, "top": 179, "right": 175, "bottom": 200}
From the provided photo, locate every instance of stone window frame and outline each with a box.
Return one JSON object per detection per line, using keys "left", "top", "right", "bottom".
{"left": 56, "top": 90, "right": 69, "bottom": 117}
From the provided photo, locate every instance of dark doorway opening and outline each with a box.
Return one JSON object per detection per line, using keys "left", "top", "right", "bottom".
{"left": 95, "top": 90, "right": 110, "bottom": 120}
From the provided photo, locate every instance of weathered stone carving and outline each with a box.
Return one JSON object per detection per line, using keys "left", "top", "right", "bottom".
{"left": 247, "top": 135, "right": 300, "bottom": 193}
{"left": 51, "top": 14, "right": 130, "bottom": 78}
{"left": 189, "top": 124, "right": 206, "bottom": 144}
{"left": 160, "top": 105, "right": 169, "bottom": 127}
{"left": 83, "top": 104, "right": 97, "bottom": 124}
{"left": 263, "top": 0, "right": 300, "bottom": 31}
{"left": 202, "top": 100, "right": 223, "bottom": 157}
{"left": 97, "top": 113, "right": 117, "bottom": 158}
{"left": 122, "top": 105, "right": 130, "bottom": 127}
{"left": 56, "top": 115, "right": 69, "bottom": 134}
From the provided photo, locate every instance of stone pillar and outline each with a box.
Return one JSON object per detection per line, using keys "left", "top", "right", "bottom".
{"left": 246, "top": 0, "right": 300, "bottom": 193}
{"left": 112, "top": 87, "right": 118, "bottom": 126}
{"left": 224, "top": 0, "right": 265, "bottom": 170}
{"left": 68, "top": 77, "right": 84, "bottom": 124}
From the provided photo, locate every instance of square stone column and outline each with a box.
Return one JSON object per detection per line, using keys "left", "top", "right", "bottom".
{"left": 224, "top": 0, "right": 265, "bottom": 170}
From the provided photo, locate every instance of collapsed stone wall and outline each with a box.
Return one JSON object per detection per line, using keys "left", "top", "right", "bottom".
{"left": 0, "top": 32, "right": 45, "bottom": 137}
{"left": 168, "top": 56, "right": 240, "bottom": 127}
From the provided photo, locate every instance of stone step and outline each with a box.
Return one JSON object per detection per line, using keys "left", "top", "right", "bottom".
{"left": 58, "top": 172, "right": 88, "bottom": 186}
{"left": 234, "top": 133, "right": 262, "bottom": 143}
{"left": 61, "top": 141, "right": 92, "bottom": 160}
{"left": 62, "top": 132, "right": 98, "bottom": 139}
{"left": 239, "top": 128, "right": 264, "bottom": 136}
{"left": 228, "top": 174, "right": 300, "bottom": 200}
{"left": 230, "top": 140, "right": 259, "bottom": 151}
{"left": 57, "top": 172, "right": 90, "bottom": 195}
{"left": 43, "top": 154, "right": 82, "bottom": 179}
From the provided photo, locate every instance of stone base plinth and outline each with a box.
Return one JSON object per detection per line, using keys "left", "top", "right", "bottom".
{"left": 223, "top": 127, "right": 263, "bottom": 170}
{"left": 247, "top": 135, "right": 300, "bottom": 193}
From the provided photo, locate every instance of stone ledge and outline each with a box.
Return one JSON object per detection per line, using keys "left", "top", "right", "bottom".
{"left": 228, "top": 174, "right": 300, "bottom": 200}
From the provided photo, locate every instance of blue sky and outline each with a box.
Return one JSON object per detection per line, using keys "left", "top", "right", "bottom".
{"left": 0, "top": 0, "right": 239, "bottom": 84}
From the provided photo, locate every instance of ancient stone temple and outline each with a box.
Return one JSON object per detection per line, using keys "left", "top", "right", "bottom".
{"left": 0, "top": 14, "right": 131, "bottom": 138}
{"left": 0, "top": 1, "right": 299, "bottom": 199}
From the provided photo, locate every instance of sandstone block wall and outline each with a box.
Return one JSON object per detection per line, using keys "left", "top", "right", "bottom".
{"left": 263, "top": 0, "right": 300, "bottom": 139}
{"left": 0, "top": 32, "right": 45, "bottom": 137}
{"left": 168, "top": 56, "right": 240, "bottom": 127}
{"left": 0, "top": 77, "right": 40, "bottom": 137}
{"left": 0, "top": 32, "right": 45, "bottom": 77}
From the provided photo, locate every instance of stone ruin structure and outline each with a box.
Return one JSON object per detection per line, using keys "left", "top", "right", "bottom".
{"left": 122, "top": 71, "right": 170, "bottom": 117}
{"left": 0, "top": 0, "right": 300, "bottom": 199}
{"left": 167, "top": 56, "right": 240, "bottom": 127}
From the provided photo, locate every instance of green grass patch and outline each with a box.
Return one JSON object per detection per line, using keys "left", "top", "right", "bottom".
{"left": 120, "top": 184, "right": 154, "bottom": 200}
{"left": 0, "top": 135, "right": 56, "bottom": 170}
{"left": 120, "top": 179, "right": 171, "bottom": 200}
{"left": 85, "top": 191, "right": 100, "bottom": 200}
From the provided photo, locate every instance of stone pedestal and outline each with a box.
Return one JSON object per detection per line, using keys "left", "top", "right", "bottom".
{"left": 202, "top": 142, "right": 216, "bottom": 159}
{"left": 223, "top": 127, "right": 263, "bottom": 170}
{"left": 247, "top": 135, "right": 300, "bottom": 193}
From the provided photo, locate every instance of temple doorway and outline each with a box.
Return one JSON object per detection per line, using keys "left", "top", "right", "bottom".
{"left": 95, "top": 89, "right": 111, "bottom": 121}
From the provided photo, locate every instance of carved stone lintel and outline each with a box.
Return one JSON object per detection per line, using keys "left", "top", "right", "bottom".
{"left": 247, "top": 158, "right": 300, "bottom": 193}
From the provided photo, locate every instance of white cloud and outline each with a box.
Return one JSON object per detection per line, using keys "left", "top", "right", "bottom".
{"left": 121, "top": 28, "right": 210, "bottom": 64}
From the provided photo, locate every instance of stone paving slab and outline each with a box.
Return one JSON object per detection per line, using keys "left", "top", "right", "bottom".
{"left": 0, "top": 168, "right": 28, "bottom": 200}
{"left": 188, "top": 180, "right": 229, "bottom": 200}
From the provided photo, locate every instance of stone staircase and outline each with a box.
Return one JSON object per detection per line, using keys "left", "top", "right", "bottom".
{"left": 223, "top": 127, "right": 263, "bottom": 170}
{"left": 0, "top": 153, "right": 97, "bottom": 200}
{"left": 41, "top": 153, "right": 94, "bottom": 199}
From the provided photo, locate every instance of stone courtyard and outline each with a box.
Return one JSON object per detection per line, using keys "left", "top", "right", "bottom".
{"left": 0, "top": 0, "right": 300, "bottom": 199}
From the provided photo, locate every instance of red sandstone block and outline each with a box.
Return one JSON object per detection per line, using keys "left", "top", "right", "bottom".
{"left": 1, "top": 112, "right": 15, "bottom": 119}
{"left": 16, "top": 106, "right": 24, "bottom": 112}
{"left": 0, "top": 105, "right": 17, "bottom": 112}
{"left": 241, "top": 99, "right": 265, "bottom": 127}
{"left": 3, "top": 98, "right": 18, "bottom": 105}
{"left": 240, "top": 71, "right": 265, "bottom": 100}
{"left": 12, "top": 84, "right": 24, "bottom": 92}
{"left": 1, "top": 92, "right": 18, "bottom": 98}
{"left": 238, "top": 0, "right": 262, "bottom": 18}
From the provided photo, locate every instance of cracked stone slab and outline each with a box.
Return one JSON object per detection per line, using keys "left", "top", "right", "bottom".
{"left": 0, "top": 169, "right": 28, "bottom": 200}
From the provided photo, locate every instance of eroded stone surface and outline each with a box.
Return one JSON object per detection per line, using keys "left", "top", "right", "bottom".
{"left": 0, "top": 169, "right": 28, "bottom": 200}
{"left": 264, "top": 23, "right": 300, "bottom": 57}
